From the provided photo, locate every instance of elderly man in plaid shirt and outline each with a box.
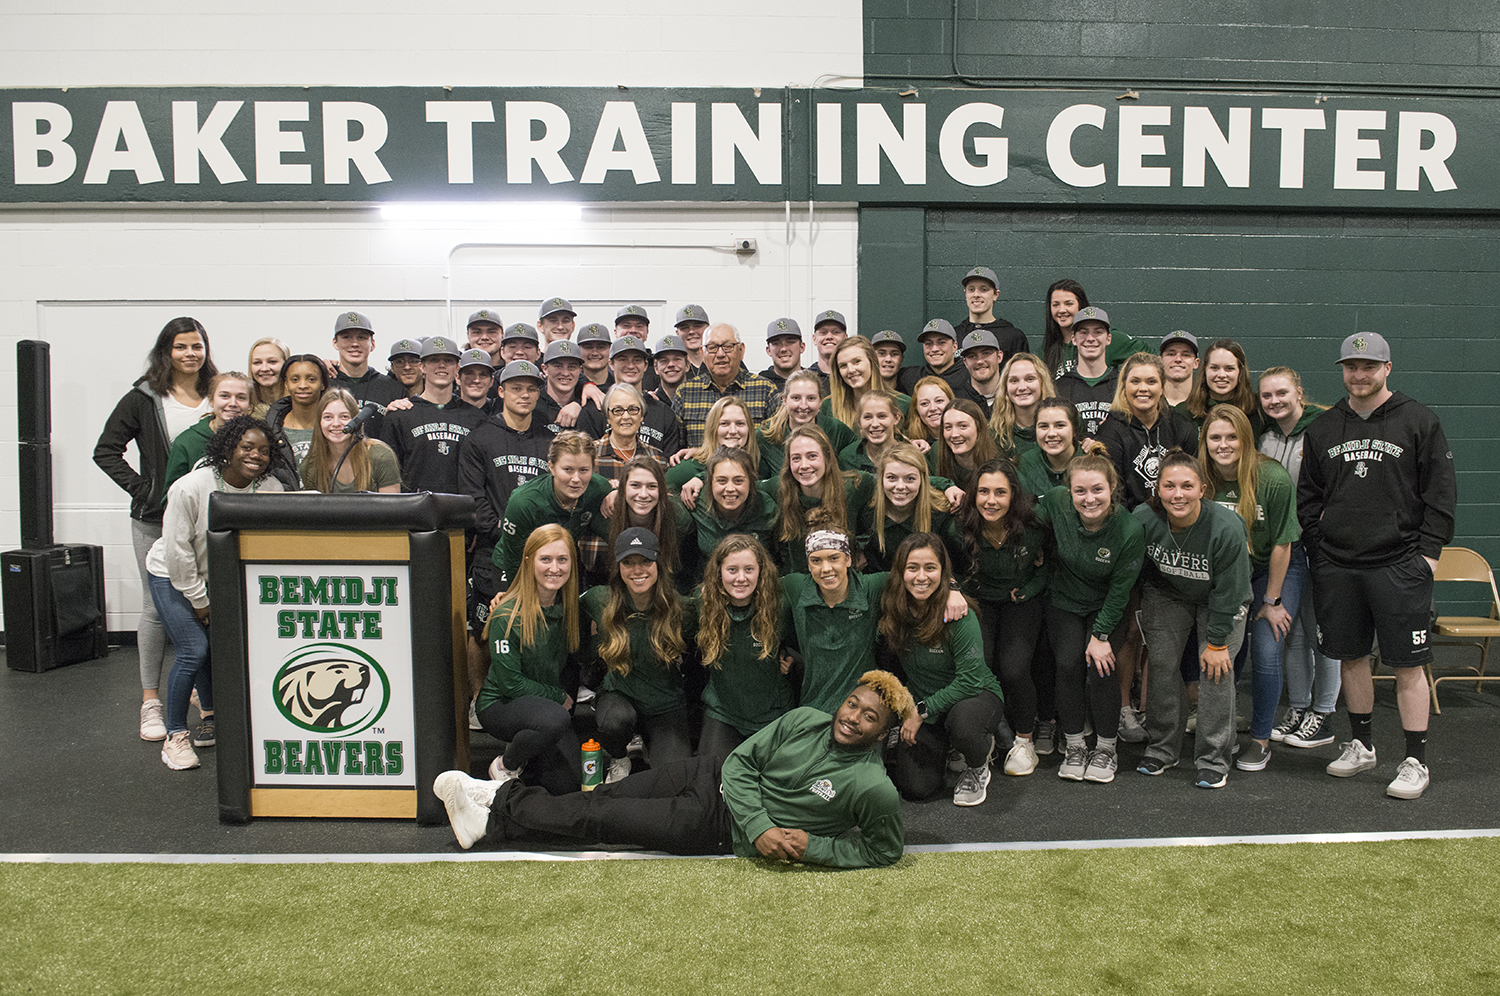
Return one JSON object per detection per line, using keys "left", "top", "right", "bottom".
{"left": 670, "top": 323, "right": 782, "bottom": 451}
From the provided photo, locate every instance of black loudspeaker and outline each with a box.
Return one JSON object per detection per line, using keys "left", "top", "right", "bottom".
{"left": 3, "top": 545, "right": 108, "bottom": 672}
{"left": 17, "top": 341, "right": 52, "bottom": 548}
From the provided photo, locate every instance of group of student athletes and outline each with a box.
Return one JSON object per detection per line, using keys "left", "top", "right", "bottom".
{"left": 96, "top": 268, "right": 1455, "bottom": 831}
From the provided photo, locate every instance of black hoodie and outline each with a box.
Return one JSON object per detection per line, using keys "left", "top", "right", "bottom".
{"left": 1297, "top": 391, "right": 1456, "bottom": 569}
{"left": 1094, "top": 408, "right": 1200, "bottom": 510}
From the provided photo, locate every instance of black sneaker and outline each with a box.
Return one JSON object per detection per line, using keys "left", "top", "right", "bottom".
{"left": 1195, "top": 769, "right": 1228, "bottom": 790}
{"left": 1270, "top": 707, "right": 1305, "bottom": 743}
{"left": 1284, "top": 711, "right": 1336, "bottom": 748}
{"left": 1235, "top": 739, "right": 1270, "bottom": 771}
{"left": 1137, "top": 757, "right": 1177, "bottom": 776}
{"left": 192, "top": 717, "right": 216, "bottom": 748}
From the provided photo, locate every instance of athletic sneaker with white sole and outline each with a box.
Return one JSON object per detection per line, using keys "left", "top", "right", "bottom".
{"left": 433, "top": 771, "right": 494, "bottom": 849}
{"left": 1083, "top": 745, "right": 1117, "bottom": 783}
{"left": 1284, "top": 711, "right": 1336, "bottom": 748}
{"left": 160, "top": 730, "right": 200, "bottom": 770}
{"left": 1058, "top": 741, "right": 1088, "bottom": 781}
{"left": 1117, "top": 707, "right": 1147, "bottom": 743}
{"left": 605, "top": 756, "right": 632, "bottom": 784}
{"left": 1003, "top": 739, "right": 1038, "bottom": 776}
{"left": 139, "top": 699, "right": 167, "bottom": 741}
{"left": 1386, "top": 757, "right": 1430, "bottom": 799}
{"left": 1032, "top": 720, "right": 1055, "bottom": 756}
{"left": 953, "top": 764, "right": 992, "bottom": 806}
{"left": 1195, "top": 769, "right": 1228, "bottom": 789}
{"left": 487, "top": 754, "right": 522, "bottom": 785}
{"left": 1269, "top": 707, "right": 1305, "bottom": 743}
{"left": 1325, "top": 739, "right": 1377, "bottom": 777}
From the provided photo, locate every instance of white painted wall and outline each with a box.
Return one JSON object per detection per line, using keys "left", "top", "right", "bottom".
{"left": 0, "top": 1, "right": 865, "bottom": 635}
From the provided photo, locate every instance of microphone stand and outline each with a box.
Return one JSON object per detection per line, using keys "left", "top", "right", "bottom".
{"left": 329, "top": 421, "right": 364, "bottom": 492}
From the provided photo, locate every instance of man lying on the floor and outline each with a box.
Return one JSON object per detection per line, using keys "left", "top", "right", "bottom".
{"left": 434, "top": 671, "right": 913, "bottom": 868}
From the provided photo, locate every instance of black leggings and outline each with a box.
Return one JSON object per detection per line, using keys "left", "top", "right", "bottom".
{"left": 594, "top": 691, "right": 692, "bottom": 765}
{"left": 697, "top": 717, "right": 749, "bottom": 766}
{"left": 484, "top": 755, "right": 735, "bottom": 855}
{"left": 1046, "top": 604, "right": 1125, "bottom": 739}
{"left": 887, "top": 690, "right": 1004, "bottom": 801}
{"left": 976, "top": 597, "right": 1045, "bottom": 737}
{"left": 477, "top": 695, "right": 580, "bottom": 796}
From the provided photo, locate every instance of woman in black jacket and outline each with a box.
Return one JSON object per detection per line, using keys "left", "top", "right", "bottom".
{"left": 93, "top": 317, "right": 218, "bottom": 743}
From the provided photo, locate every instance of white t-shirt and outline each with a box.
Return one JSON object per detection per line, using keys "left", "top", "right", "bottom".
{"left": 162, "top": 394, "right": 211, "bottom": 444}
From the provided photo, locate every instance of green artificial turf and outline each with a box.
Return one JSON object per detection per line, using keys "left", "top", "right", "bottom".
{"left": 3, "top": 838, "right": 1497, "bottom": 996}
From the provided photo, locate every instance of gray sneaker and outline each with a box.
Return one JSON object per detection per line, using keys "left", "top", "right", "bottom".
{"left": 1386, "top": 757, "right": 1430, "bottom": 800}
{"left": 605, "top": 756, "right": 632, "bottom": 784}
{"left": 953, "top": 764, "right": 992, "bottom": 806}
{"left": 1058, "top": 740, "right": 1088, "bottom": 781}
{"left": 1033, "top": 720, "right": 1056, "bottom": 756}
{"left": 1083, "top": 745, "right": 1118, "bottom": 783}
{"left": 1118, "top": 707, "right": 1147, "bottom": 743}
{"left": 1326, "top": 739, "right": 1377, "bottom": 777}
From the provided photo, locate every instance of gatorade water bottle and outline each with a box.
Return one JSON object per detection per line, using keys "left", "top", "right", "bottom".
{"left": 581, "top": 739, "right": 603, "bottom": 791}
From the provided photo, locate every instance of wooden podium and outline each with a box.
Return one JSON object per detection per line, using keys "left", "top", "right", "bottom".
{"left": 206, "top": 492, "right": 474, "bottom": 825}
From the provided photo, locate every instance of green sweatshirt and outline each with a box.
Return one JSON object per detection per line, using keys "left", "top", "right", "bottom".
{"left": 895, "top": 612, "right": 1003, "bottom": 721}
{"left": 1034, "top": 486, "right": 1144, "bottom": 637}
{"left": 756, "top": 415, "right": 860, "bottom": 480}
{"left": 581, "top": 587, "right": 700, "bottom": 717}
{"left": 720, "top": 706, "right": 903, "bottom": 868}
{"left": 494, "top": 471, "right": 613, "bottom": 584}
{"left": 701, "top": 602, "right": 795, "bottom": 735}
{"left": 768, "top": 472, "right": 876, "bottom": 575}
{"left": 999, "top": 423, "right": 1038, "bottom": 463}
{"left": 964, "top": 522, "right": 1049, "bottom": 604}
{"left": 665, "top": 456, "right": 707, "bottom": 490}
{"left": 1210, "top": 461, "right": 1299, "bottom": 568}
{"left": 1133, "top": 499, "right": 1253, "bottom": 645}
{"left": 687, "top": 489, "right": 779, "bottom": 568}
{"left": 782, "top": 571, "right": 887, "bottom": 713}
{"left": 163, "top": 416, "right": 216, "bottom": 491}
{"left": 477, "top": 602, "right": 571, "bottom": 710}
{"left": 1017, "top": 445, "right": 1076, "bottom": 498}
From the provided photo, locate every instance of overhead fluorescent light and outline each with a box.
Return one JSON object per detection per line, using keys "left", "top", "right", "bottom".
{"left": 379, "top": 202, "right": 584, "bottom": 223}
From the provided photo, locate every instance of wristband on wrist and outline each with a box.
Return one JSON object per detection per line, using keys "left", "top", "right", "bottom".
{"left": 1206, "top": 643, "right": 1228, "bottom": 653}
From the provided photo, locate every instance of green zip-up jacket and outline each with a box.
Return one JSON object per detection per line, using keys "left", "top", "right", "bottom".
{"left": 1017, "top": 445, "right": 1076, "bottom": 498}
{"left": 964, "top": 521, "right": 1049, "bottom": 604}
{"left": 686, "top": 490, "right": 779, "bottom": 568}
{"left": 494, "top": 471, "right": 613, "bottom": 585}
{"left": 720, "top": 706, "right": 903, "bottom": 868}
{"left": 893, "top": 612, "right": 1003, "bottom": 721}
{"left": 1034, "top": 486, "right": 1144, "bottom": 636}
{"left": 477, "top": 602, "right": 571, "bottom": 710}
{"left": 581, "top": 587, "right": 700, "bottom": 717}
{"left": 782, "top": 571, "right": 887, "bottom": 713}
{"left": 1210, "top": 461, "right": 1299, "bottom": 568}
{"left": 701, "top": 602, "right": 795, "bottom": 735}
{"left": 1133, "top": 499, "right": 1253, "bottom": 644}
{"left": 757, "top": 415, "right": 859, "bottom": 480}
{"left": 998, "top": 423, "right": 1038, "bottom": 463}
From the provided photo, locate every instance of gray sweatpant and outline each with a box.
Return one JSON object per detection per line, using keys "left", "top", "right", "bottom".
{"left": 1140, "top": 587, "right": 1248, "bottom": 778}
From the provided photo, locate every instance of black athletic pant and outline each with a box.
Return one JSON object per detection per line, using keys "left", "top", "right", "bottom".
{"left": 697, "top": 717, "right": 749, "bottom": 766}
{"left": 483, "top": 755, "right": 735, "bottom": 855}
{"left": 1046, "top": 604, "right": 1125, "bottom": 739}
{"left": 477, "top": 695, "right": 580, "bottom": 796}
{"left": 594, "top": 692, "right": 692, "bottom": 765}
{"left": 976, "top": 597, "right": 1045, "bottom": 737}
{"left": 887, "top": 690, "right": 1004, "bottom": 801}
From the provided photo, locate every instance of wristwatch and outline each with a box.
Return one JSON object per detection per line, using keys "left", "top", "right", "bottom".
{"left": 1263, "top": 595, "right": 1282, "bottom": 607}
{"left": 915, "top": 700, "right": 929, "bottom": 720}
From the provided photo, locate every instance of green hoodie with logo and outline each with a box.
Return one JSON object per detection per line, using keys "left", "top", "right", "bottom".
{"left": 581, "top": 587, "right": 700, "bottom": 717}
{"left": 1133, "top": 499, "right": 1253, "bottom": 645}
{"left": 477, "top": 602, "right": 571, "bottom": 711}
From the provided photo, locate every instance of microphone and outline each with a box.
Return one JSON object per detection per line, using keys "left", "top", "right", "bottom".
{"left": 342, "top": 401, "right": 379, "bottom": 436}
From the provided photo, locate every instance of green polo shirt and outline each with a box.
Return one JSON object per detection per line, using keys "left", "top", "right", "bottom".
{"left": 782, "top": 571, "right": 888, "bottom": 714}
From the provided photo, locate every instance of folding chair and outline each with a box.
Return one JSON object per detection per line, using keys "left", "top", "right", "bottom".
{"left": 1430, "top": 546, "right": 1500, "bottom": 707}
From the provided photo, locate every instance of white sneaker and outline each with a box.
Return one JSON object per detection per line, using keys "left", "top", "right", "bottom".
{"left": 139, "top": 699, "right": 167, "bottom": 741}
{"left": 1386, "top": 757, "right": 1430, "bottom": 800}
{"left": 160, "top": 730, "right": 199, "bottom": 770}
{"left": 433, "top": 771, "right": 494, "bottom": 849}
{"left": 1326, "top": 740, "right": 1377, "bottom": 777}
{"left": 1003, "top": 738, "right": 1038, "bottom": 776}
{"left": 487, "top": 755, "right": 522, "bottom": 785}
{"left": 468, "top": 699, "right": 483, "bottom": 731}
{"left": 605, "top": 756, "right": 632, "bottom": 784}
{"left": 625, "top": 734, "right": 647, "bottom": 760}
{"left": 953, "top": 764, "right": 992, "bottom": 806}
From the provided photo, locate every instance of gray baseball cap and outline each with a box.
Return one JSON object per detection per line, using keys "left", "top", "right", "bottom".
{"left": 502, "top": 322, "right": 540, "bottom": 344}
{"left": 1159, "top": 330, "right": 1199, "bottom": 354}
{"left": 576, "top": 323, "right": 612, "bottom": 346}
{"left": 766, "top": 317, "right": 802, "bottom": 340}
{"left": 960, "top": 330, "right": 1001, "bottom": 355}
{"left": 961, "top": 266, "right": 999, "bottom": 290}
{"left": 616, "top": 304, "right": 650, "bottom": 324}
{"left": 543, "top": 340, "right": 583, "bottom": 365}
{"left": 334, "top": 310, "right": 373, "bottom": 335}
{"left": 388, "top": 338, "right": 422, "bottom": 359}
{"left": 467, "top": 308, "right": 502, "bottom": 328}
{"left": 1072, "top": 306, "right": 1111, "bottom": 332}
{"left": 870, "top": 329, "right": 907, "bottom": 352}
{"left": 1338, "top": 331, "right": 1392, "bottom": 363}
{"left": 421, "top": 336, "right": 463, "bottom": 359}
{"left": 652, "top": 334, "right": 687, "bottom": 355}
{"left": 538, "top": 297, "right": 575, "bottom": 320}
{"left": 812, "top": 309, "right": 847, "bottom": 331}
{"left": 458, "top": 348, "right": 493, "bottom": 371}
{"left": 499, "top": 359, "right": 544, "bottom": 384}
{"left": 610, "top": 335, "right": 651, "bottom": 360}
{"left": 615, "top": 526, "right": 660, "bottom": 562}
{"left": 918, "top": 318, "right": 957, "bottom": 343}
{"left": 675, "top": 304, "right": 710, "bottom": 326}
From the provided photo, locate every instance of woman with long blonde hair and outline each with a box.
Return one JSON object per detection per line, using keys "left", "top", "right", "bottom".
{"left": 246, "top": 337, "right": 290, "bottom": 416}
{"left": 476, "top": 524, "right": 583, "bottom": 796}
{"left": 776, "top": 424, "right": 874, "bottom": 573}
{"left": 299, "top": 388, "right": 402, "bottom": 494}
{"left": 991, "top": 352, "right": 1057, "bottom": 458}
{"left": 901, "top": 375, "right": 954, "bottom": 448}
{"left": 820, "top": 336, "right": 908, "bottom": 428}
{"left": 861, "top": 442, "right": 964, "bottom": 574}
{"left": 758, "top": 370, "right": 857, "bottom": 479}
{"left": 667, "top": 396, "right": 760, "bottom": 488}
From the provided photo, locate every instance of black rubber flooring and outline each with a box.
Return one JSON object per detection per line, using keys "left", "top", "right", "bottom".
{"left": 3, "top": 646, "right": 1497, "bottom": 855}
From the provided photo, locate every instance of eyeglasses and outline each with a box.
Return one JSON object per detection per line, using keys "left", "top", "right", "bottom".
{"left": 608, "top": 405, "right": 643, "bottom": 417}
{"left": 703, "top": 343, "right": 739, "bottom": 354}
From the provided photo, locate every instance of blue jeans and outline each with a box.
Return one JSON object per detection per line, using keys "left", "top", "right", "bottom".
{"left": 1284, "top": 576, "right": 1342, "bottom": 713}
{"left": 148, "top": 573, "right": 212, "bottom": 735}
{"left": 1246, "top": 544, "right": 1309, "bottom": 740}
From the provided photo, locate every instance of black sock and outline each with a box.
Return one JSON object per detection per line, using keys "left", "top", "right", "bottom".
{"left": 1350, "top": 712, "right": 1373, "bottom": 749}
{"left": 1404, "top": 729, "right": 1427, "bottom": 764}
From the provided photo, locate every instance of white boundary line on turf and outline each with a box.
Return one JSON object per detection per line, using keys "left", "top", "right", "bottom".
{"left": 5, "top": 827, "right": 1500, "bottom": 864}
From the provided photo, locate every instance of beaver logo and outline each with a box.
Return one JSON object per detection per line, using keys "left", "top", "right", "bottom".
{"left": 274, "top": 643, "right": 390, "bottom": 735}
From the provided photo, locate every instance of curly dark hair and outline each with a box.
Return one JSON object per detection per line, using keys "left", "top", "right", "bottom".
{"left": 204, "top": 415, "right": 286, "bottom": 484}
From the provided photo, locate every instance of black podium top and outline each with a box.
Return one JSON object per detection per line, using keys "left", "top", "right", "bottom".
{"left": 208, "top": 492, "right": 476, "bottom": 533}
